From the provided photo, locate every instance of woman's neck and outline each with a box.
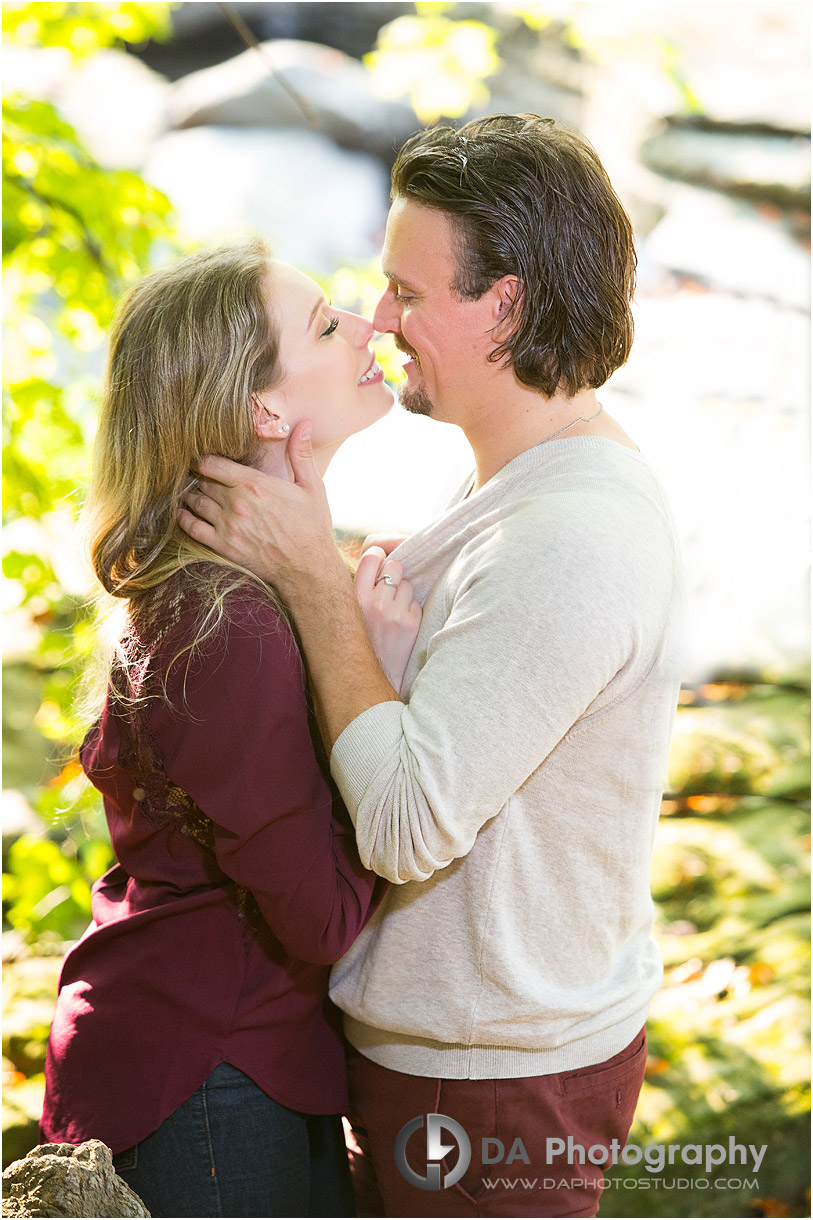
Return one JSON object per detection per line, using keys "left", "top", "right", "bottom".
{"left": 253, "top": 439, "right": 335, "bottom": 481}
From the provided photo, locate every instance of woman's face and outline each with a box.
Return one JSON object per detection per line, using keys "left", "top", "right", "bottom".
{"left": 257, "top": 261, "right": 392, "bottom": 468}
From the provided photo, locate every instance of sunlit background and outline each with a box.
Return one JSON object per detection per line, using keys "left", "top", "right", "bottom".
{"left": 2, "top": 3, "right": 810, "bottom": 1215}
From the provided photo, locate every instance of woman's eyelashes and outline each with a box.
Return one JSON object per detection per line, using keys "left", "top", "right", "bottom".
{"left": 320, "top": 315, "right": 340, "bottom": 338}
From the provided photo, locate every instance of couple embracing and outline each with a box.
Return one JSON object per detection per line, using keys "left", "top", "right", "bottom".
{"left": 42, "top": 114, "right": 685, "bottom": 1219}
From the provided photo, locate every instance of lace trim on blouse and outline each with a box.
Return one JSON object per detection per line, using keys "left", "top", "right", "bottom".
{"left": 110, "top": 576, "right": 261, "bottom": 941}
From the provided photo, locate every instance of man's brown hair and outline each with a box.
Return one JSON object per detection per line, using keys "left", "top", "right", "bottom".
{"left": 391, "top": 113, "right": 637, "bottom": 397}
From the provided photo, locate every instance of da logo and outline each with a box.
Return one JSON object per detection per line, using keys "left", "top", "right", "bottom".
{"left": 394, "top": 1112, "right": 471, "bottom": 1191}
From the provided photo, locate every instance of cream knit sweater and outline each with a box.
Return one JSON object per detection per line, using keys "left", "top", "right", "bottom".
{"left": 329, "top": 436, "right": 686, "bottom": 1077}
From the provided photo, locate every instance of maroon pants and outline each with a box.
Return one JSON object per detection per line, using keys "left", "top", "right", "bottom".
{"left": 345, "top": 1029, "right": 647, "bottom": 1218}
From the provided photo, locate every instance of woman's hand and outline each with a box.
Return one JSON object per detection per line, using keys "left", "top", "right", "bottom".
{"left": 361, "top": 532, "right": 410, "bottom": 557}
{"left": 354, "top": 547, "right": 422, "bottom": 692}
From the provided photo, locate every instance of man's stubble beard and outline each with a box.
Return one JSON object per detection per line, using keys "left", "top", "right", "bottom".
{"left": 398, "top": 380, "right": 434, "bottom": 417}
{"left": 395, "top": 342, "right": 434, "bottom": 416}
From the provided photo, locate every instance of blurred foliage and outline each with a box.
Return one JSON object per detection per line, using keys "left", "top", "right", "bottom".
{"left": 2, "top": 1, "right": 171, "bottom": 58}
{"left": 3, "top": 94, "right": 172, "bottom": 517}
{"left": 3, "top": 834, "right": 113, "bottom": 943}
{"left": 669, "top": 685, "right": 810, "bottom": 802}
{"left": 657, "top": 36, "right": 703, "bottom": 116}
{"left": 596, "top": 680, "right": 811, "bottom": 1218}
{"left": 3, "top": 955, "right": 63, "bottom": 1166}
{"left": 366, "top": 3, "right": 500, "bottom": 125}
{"left": 367, "top": 1, "right": 704, "bottom": 125}
{"left": 3, "top": 0, "right": 174, "bottom": 522}
{"left": 3, "top": 3, "right": 175, "bottom": 888}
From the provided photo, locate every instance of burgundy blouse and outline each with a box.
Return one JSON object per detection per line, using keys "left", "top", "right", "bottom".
{"left": 41, "top": 581, "right": 384, "bottom": 1154}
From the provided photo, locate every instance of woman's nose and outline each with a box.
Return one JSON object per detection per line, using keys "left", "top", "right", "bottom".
{"left": 350, "top": 312, "right": 375, "bottom": 348}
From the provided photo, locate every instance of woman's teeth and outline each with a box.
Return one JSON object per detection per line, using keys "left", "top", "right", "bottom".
{"left": 358, "top": 362, "right": 382, "bottom": 385}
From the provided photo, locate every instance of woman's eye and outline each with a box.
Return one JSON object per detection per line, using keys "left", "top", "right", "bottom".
{"left": 394, "top": 290, "right": 413, "bottom": 304}
{"left": 320, "top": 315, "right": 340, "bottom": 338}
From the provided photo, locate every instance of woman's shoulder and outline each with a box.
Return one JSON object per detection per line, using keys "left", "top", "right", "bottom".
{"left": 143, "top": 564, "right": 287, "bottom": 631}
{"left": 133, "top": 566, "right": 299, "bottom": 689}
{"left": 220, "top": 581, "right": 291, "bottom": 636}
{"left": 185, "top": 566, "right": 295, "bottom": 652}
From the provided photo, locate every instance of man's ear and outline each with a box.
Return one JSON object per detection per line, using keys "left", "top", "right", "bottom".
{"left": 252, "top": 392, "right": 290, "bottom": 440}
{"left": 494, "top": 275, "right": 521, "bottom": 319}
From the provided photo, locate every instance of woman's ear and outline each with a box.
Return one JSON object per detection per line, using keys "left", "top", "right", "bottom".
{"left": 252, "top": 392, "right": 290, "bottom": 440}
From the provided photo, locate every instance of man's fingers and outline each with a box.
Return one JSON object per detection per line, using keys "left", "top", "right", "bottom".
{"left": 184, "top": 488, "right": 222, "bottom": 524}
{"left": 192, "top": 454, "right": 253, "bottom": 485}
{"left": 177, "top": 506, "right": 217, "bottom": 547}
{"left": 287, "top": 421, "right": 321, "bottom": 492}
{"left": 193, "top": 478, "right": 230, "bottom": 507}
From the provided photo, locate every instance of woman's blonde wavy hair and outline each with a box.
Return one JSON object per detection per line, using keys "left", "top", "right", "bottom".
{"left": 84, "top": 239, "right": 285, "bottom": 706}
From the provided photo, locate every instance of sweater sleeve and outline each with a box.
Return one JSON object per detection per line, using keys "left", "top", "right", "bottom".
{"left": 330, "top": 491, "right": 675, "bottom": 884}
{"left": 152, "top": 597, "right": 383, "bottom": 965}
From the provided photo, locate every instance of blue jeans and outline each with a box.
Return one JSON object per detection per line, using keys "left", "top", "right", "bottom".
{"left": 112, "top": 1063, "right": 355, "bottom": 1218}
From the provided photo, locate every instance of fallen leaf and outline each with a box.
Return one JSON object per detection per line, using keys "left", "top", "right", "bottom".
{"left": 48, "top": 759, "right": 83, "bottom": 788}
{"left": 750, "top": 1198, "right": 790, "bottom": 1217}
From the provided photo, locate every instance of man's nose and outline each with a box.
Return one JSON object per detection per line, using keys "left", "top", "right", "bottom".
{"left": 373, "top": 288, "right": 399, "bottom": 335}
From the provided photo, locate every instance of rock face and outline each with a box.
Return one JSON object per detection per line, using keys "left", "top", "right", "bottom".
{"left": 484, "top": 21, "right": 588, "bottom": 133}
{"left": 2, "top": 1141, "right": 149, "bottom": 1218}
{"left": 643, "top": 185, "right": 810, "bottom": 308}
{"left": 143, "top": 125, "right": 390, "bottom": 272}
{"left": 641, "top": 119, "right": 811, "bottom": 212}
{"left": 145, "top": 2, "right": 414, "bottom": 71}
{"left": 168, "top": 39, "right": 419, "bottom": 161}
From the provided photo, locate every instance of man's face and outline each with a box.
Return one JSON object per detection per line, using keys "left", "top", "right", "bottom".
{"left": 372, "top": 197, "right": 500, "bottom": 423}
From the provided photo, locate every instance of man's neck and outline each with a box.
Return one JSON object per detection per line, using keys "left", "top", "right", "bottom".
{"left": 464, "top": 385, "right": 606, "bottom": 493}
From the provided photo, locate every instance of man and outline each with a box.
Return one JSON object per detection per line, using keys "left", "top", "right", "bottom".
{"left": 180, "top": 114, "right": 685, "bottom": 1217}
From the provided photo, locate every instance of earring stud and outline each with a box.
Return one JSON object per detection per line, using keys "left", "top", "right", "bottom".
{"left": 278, "top": 422, "right": 290, "bottom": 435}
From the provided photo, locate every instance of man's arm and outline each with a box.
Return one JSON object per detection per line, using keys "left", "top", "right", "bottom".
{"left": 328, "top": 491, "right": 673, "bottom": 884}
{"left": 180, "top": 425, "right": 674, "bottom": 887}
{"left": 178, "top": 422, "right": 402, "bottom": 749}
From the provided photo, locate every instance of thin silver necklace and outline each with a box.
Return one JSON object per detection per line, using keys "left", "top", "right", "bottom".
{"left": 540, "top": 402, "right": 603, "bottom": 445}
{"left": 466, "top": 402, "right": 606, "bottom": 499}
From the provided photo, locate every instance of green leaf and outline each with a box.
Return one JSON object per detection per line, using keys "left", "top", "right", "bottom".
{"left": 365, "top": 13, "right": 501, "bottom": 124}
{"left": 2, "top": 3, "right": 173, "bottom": 61}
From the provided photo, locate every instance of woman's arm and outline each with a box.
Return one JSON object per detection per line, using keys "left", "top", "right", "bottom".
{"left": 151, "top": 595, "right": 386, "bottom": 964}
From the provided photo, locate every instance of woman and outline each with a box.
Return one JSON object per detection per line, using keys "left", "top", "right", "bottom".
{"left": 40, "top": 241, "right": 420, "bottom": 1218}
